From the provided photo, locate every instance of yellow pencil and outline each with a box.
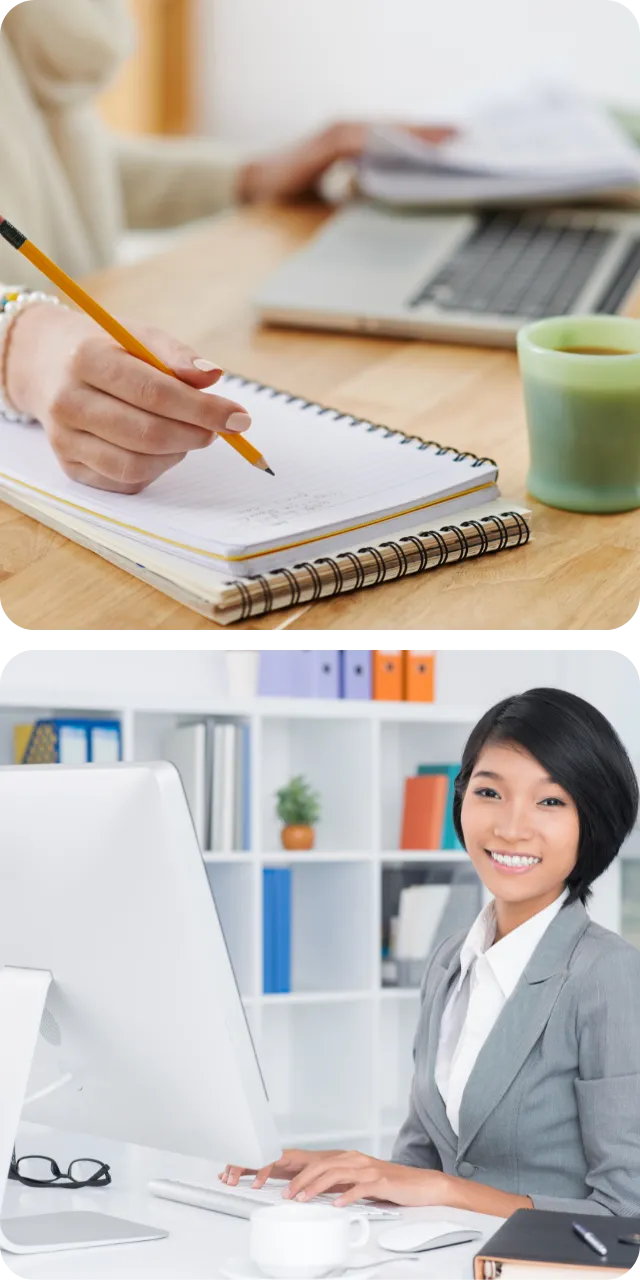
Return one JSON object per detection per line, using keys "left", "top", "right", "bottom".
{"left": 0, "top": 216, "right": 274, "bottom": 475}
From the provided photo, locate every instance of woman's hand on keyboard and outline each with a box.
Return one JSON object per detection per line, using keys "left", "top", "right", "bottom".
{"left": 220, "top": 1148, "right": 346, "bottom": 1189}
{"left": 281, "top": 1151, "right": 449, "bottom": 1208}
{"left": 4, "top": 305, "right": 252, "bottom": 493}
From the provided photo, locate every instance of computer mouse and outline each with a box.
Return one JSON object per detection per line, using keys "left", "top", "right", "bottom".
{"left": 378, "top": 1221, "right": 483, "bottom": 1253}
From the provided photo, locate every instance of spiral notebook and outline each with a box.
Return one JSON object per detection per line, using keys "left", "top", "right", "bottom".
{"left": 0, "top": 374, "right": 531, "bottom": 624}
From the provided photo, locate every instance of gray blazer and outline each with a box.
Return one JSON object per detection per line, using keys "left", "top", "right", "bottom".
{"left": 391, "top": 897, "right": 640, "bottom": 1216}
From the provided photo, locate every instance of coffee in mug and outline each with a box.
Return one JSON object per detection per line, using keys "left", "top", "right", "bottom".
{"left": 517, "top": 315, "right": 640, "bottom": 513}
{"left": 555, "top": 346, "right": 635, "bottom": 357}
{"left": 249, "top": 1203, "right": 370, "bottom": 1279}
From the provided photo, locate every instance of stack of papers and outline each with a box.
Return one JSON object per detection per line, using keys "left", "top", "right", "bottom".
{"left": 358, "top": 84, "right": 640, "bottom": 207}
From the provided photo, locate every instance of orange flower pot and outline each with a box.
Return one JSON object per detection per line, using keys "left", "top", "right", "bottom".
{"left": 281, "top": 825, "right": 315, "bottom": 851}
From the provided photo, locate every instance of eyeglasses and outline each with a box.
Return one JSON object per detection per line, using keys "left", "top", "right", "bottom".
{"left": 9, "top": 1149, "right": 111, "bottom": 1189}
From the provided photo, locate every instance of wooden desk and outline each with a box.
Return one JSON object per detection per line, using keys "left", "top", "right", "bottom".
{"left": 1, "top": 204, "right": 638, "bottom": 630}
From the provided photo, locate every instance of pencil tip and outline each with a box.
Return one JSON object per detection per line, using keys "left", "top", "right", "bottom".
{"left": 266, "top": 467, "right": 275, "bottom": 476}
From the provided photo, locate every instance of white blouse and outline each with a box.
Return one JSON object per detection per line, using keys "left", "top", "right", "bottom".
{"left": 434, "top": 887, "right": 570, "bottom": 1136}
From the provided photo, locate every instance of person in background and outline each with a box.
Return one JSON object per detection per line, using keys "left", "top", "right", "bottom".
{"left": 0, "top": 0, "right": 452, "bottom": 493}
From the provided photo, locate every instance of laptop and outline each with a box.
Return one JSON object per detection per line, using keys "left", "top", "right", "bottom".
{"left": 254, "top": 203, "right": 640, "bottom": 347}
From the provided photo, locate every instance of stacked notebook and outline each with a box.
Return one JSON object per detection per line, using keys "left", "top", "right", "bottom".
{"left": 0, "top": 374, "right": 530, "bottom": 624}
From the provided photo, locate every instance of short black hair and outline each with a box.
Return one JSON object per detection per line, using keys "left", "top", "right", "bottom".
{"left": 452, "top": 687, "right": 638, "bottom": 907}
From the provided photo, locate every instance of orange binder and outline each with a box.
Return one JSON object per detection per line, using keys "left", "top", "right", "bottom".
{"left": 405, "top": 652, "right": 435, "bottom": 703}
{"left": 373, "top": 651, "right": 403, "bottom": 701}
{"left": 400, "top": 774, "right": 449, "bottom": 849}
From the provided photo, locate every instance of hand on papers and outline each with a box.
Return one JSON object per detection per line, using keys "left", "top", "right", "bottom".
{"left": 237, "top": 120, "right": 456, "bottom": 202}
{"left": 4, "top": 305, "right": 251, "bottom": 493}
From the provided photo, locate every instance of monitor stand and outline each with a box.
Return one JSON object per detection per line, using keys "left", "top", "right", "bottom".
{"left": 0, "top": 967, "right": 167, "bottom": 1254}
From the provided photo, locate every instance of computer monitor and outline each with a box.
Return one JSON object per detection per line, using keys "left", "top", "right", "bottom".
{"left": 0, "top": 762, "right": 282, "bottom": 1255}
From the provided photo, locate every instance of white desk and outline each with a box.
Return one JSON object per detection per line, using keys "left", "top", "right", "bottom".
{"left": 3, "top": 1127, "right": 506, "bottom": 1280}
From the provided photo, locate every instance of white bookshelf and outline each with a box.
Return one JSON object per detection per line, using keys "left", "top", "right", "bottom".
{"left": 0, "top": 690, "right": 630, "bottom": 1160}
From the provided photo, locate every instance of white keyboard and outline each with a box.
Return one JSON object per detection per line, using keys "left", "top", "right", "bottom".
{"left": 149, "top": 1176, "right": 401, "bottom": 1221}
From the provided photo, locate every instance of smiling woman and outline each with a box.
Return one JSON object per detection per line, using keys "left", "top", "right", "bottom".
{"left": 453, "top": 687, "right": 638, "bottom": 929}
{"left": 222, "top": 688, "right": 640, "bottom": 1221}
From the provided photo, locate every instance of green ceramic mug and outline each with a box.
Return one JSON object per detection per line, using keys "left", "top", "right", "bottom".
{"left": 517, "top": 315, "right": 640, "bottom": 513}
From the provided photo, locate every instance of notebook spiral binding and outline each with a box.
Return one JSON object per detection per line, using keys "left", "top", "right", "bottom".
{"left": 220, "top": 374, "right": 528, "bottom": 623}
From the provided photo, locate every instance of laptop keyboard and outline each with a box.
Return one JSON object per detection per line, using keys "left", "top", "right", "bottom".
{"left": 408, "top": 213, "right": 622, "bottom": 318}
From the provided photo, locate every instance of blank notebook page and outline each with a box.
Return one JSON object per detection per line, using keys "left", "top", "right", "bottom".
{"left": 0, "top": 377, "right": 496, "bottom": 564}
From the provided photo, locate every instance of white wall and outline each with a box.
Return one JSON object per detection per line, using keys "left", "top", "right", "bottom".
{"left": 197, "top": 0, "right": 640, "bottom": 148}
{"left": 0, "top": 651, "right": 228, "bottom": 705}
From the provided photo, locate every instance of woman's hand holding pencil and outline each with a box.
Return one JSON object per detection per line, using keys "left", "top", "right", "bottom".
{"left": 0, "top": 213, "right": 274, "bottom": 486}
{"left": 4, "top": 303, "right": 253, "bottom": 494}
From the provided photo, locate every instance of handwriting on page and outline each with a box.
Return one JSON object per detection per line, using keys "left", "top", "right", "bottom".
{"left": 239, "top": 491, "right": 338, "bottom": 526}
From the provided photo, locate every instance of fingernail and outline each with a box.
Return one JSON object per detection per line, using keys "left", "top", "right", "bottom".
{"left": 296, "top": 1192, "right": 307, "bottom": 1201}
{"left": 282, "top": 1189, "right": 291, "bottom": 1199}
{"left": 224, "top": 412, "right": 252, "bottom": 433}
{"left": 193, "top": 358, "right": 222, "bottom": 372}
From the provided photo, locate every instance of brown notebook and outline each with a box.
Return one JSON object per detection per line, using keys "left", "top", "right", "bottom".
{"left": 474, "top": 1208, "right": 640, "bottom": 1279}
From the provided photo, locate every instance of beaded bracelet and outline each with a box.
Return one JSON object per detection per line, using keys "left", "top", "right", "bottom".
{"left": 0, "top": 288, "right": 69, "bottom": 423}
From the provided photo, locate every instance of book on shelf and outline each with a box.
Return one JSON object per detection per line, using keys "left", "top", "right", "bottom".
{"left": 417, "top": 764, "right": 464, "bottom": 851}
{"left": 400, "top": 774, "right": 449, "bottom": 850}
{"left": 164, "top": 718, "right": 250, "bottom": 853}
{"left": 14, "top": 719, "right": 121, "bottom": 765}
{"left": 263, "top": 867, "right": 291, "bottom": 994}
{"left": 163, "top": 722, "right": 209, "bottom": 848}
{"left": 395, "top": 884, "right": 451, "bottom": 962}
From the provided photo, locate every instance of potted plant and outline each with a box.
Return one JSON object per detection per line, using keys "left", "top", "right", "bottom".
{"left": 276, "top": 775, "right": 321, "bottom": 850}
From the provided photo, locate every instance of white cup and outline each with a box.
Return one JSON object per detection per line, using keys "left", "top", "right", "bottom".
{"left": 249, "top": 1203, "right": 370, "bottom": 1279}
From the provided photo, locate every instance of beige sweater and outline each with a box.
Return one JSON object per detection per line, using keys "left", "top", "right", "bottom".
{"left": 0, "top": 0, "right": 242, "bottom": 293}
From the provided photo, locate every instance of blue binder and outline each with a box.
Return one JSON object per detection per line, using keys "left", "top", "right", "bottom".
{"left": 263, "top": 870, "right": 278, "bottom": 993}
{"left": 258, "top": 653, "right": 299, "bottom": 697}
{"left": 22, "top": 718, "right": 122, "bottom": 765}
{"left": 275, "top": 868, "right": 291, "bottom": 992}
{"left": 263, "top": 868, "right": 291, "bottom": 993}
{"left": 340, "top": 651, "right": 372, "bottom": 699}
{"left": 298, "top": 651, "right": 340, "bottom": 698}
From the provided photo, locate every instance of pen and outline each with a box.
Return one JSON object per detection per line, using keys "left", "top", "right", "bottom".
{"left": 572, "top": 1222, "right": 608, "bottom": 1258}
{"left": 0, "top": 216, "right": 274, "bottom": 476}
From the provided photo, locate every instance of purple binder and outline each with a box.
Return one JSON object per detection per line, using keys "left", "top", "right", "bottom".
{"left": 258, "top": 652, "right": 300, "bottom": 697}
{"left": 298, "top": 651, "right": 340, "bottom": 698}
{"left": 340, "top": 651, "right": 372, "bottom": 699}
